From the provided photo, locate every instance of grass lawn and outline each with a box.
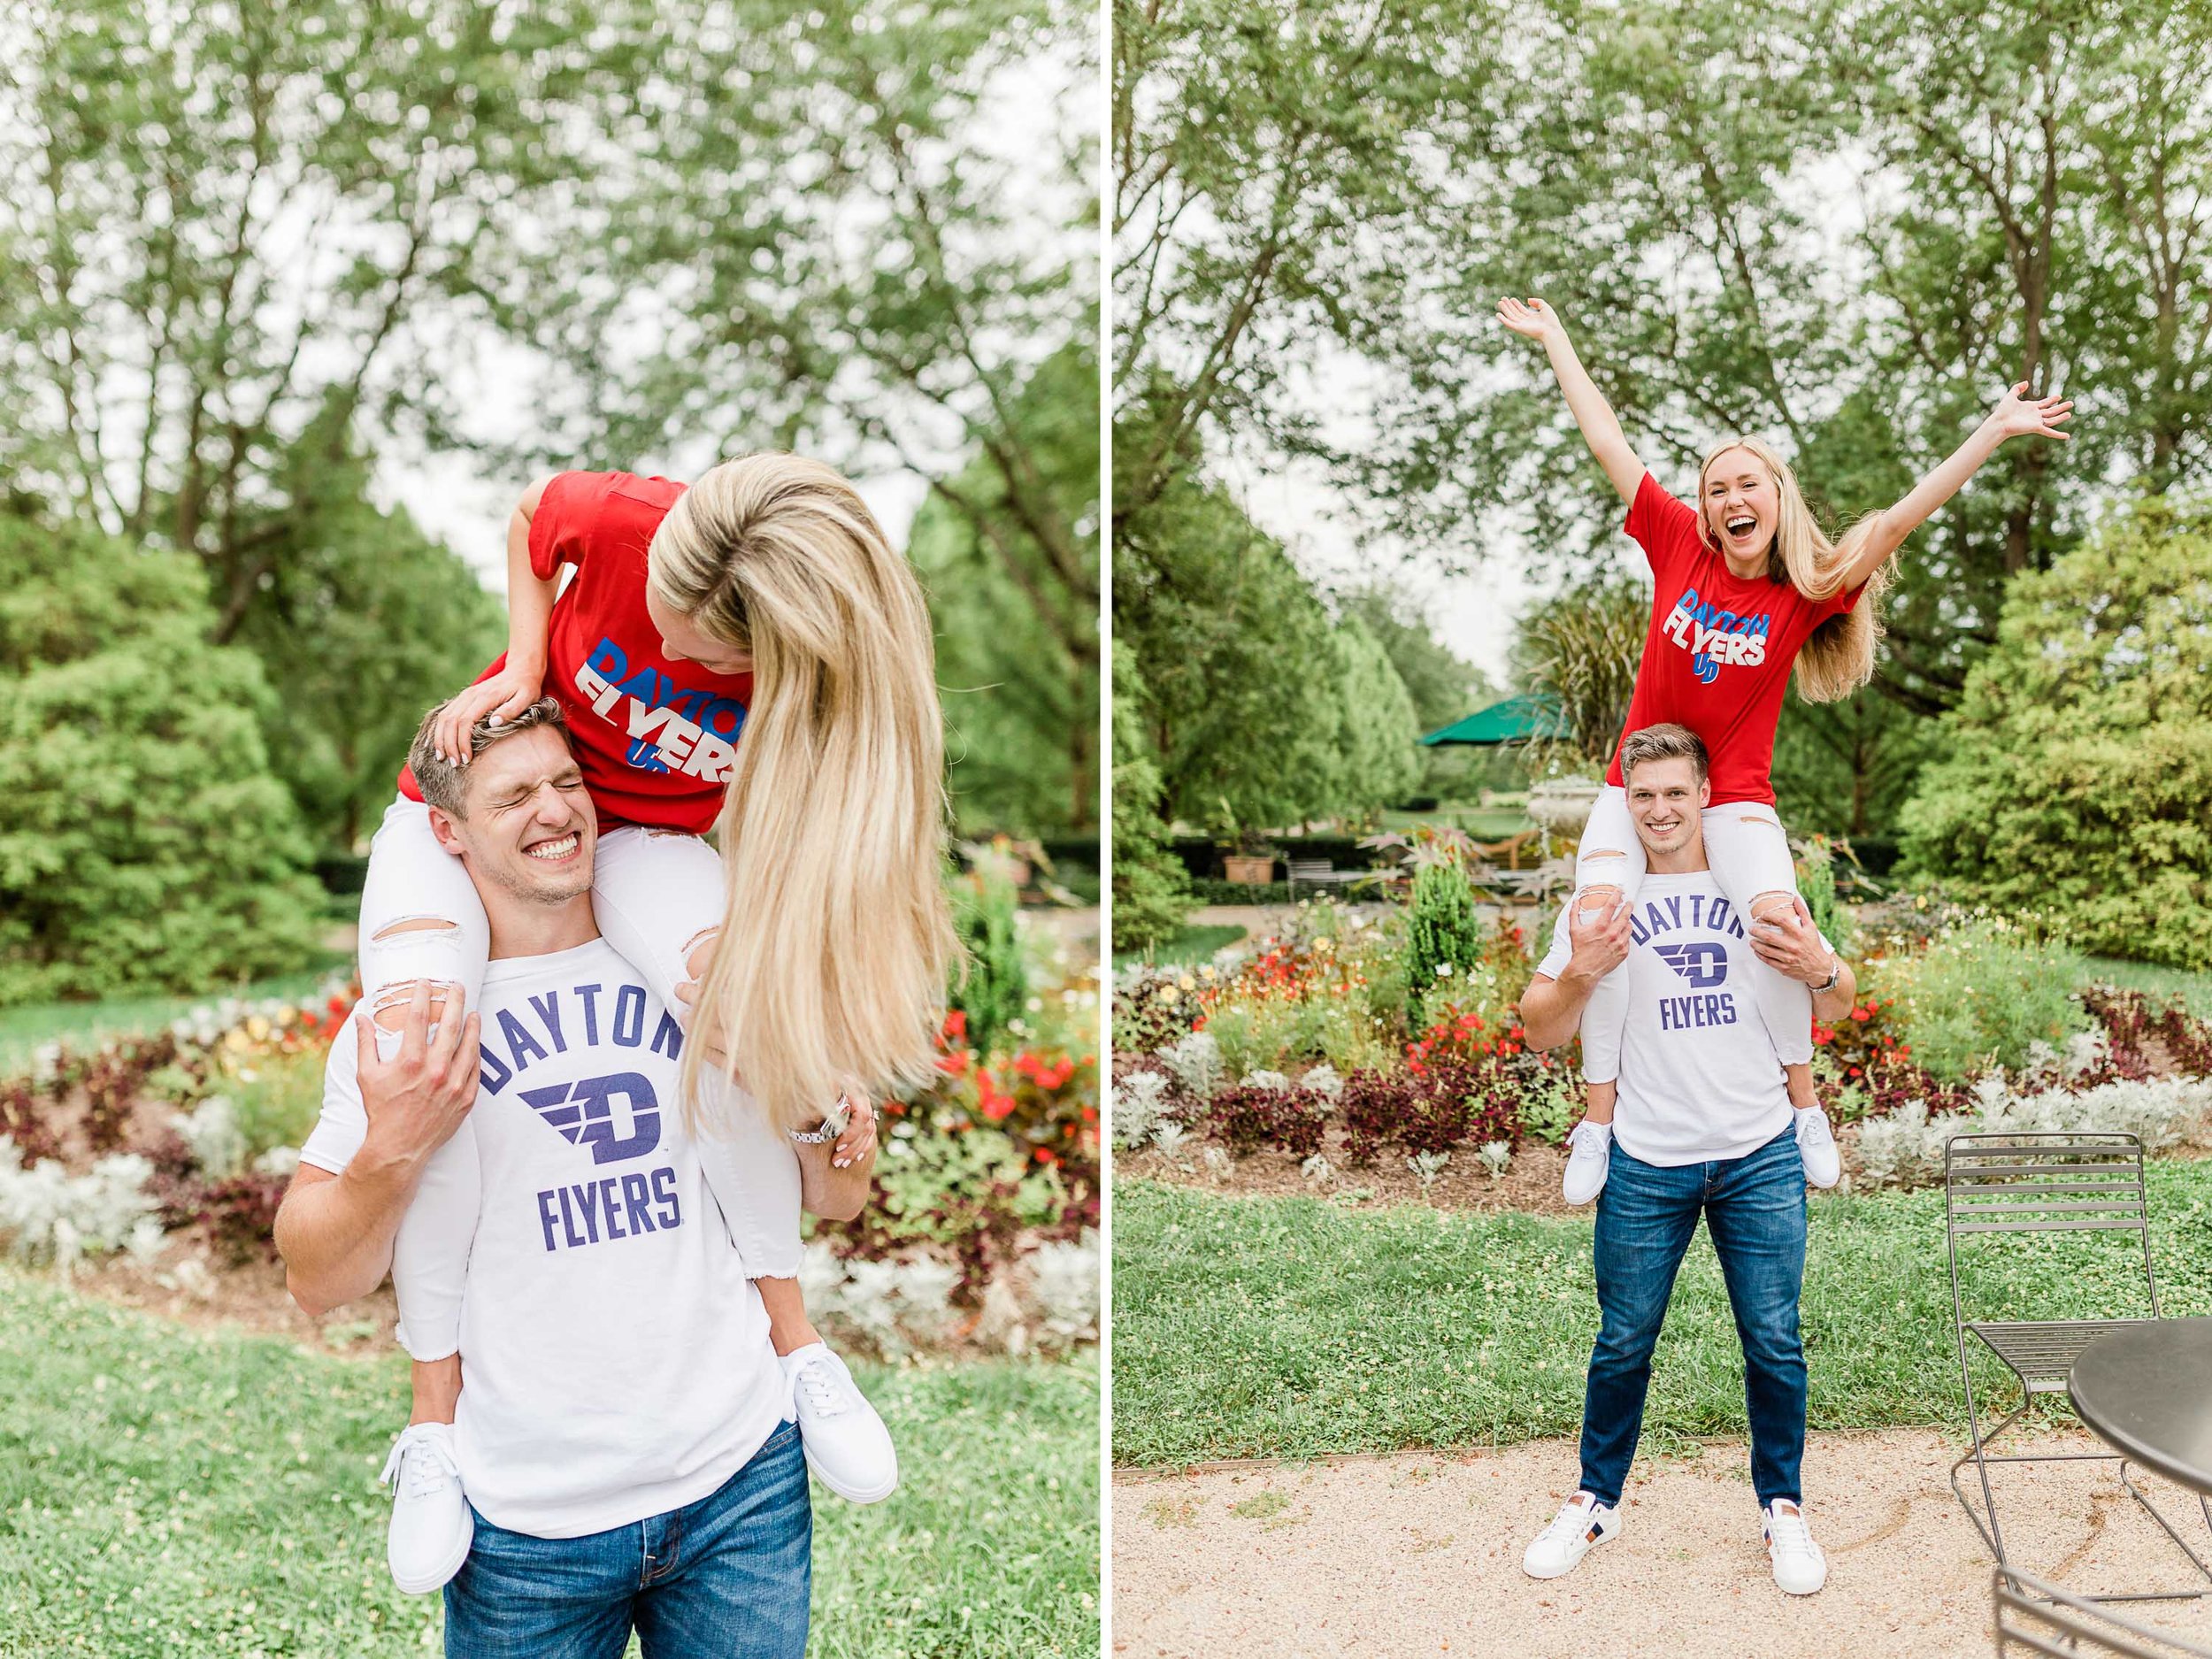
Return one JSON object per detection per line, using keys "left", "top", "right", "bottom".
{"left": 0, "top": 1271, "right": 1099, "bottom": 1657}
{"left": 1114, "top": 924, "right": 1248, "bottom": 972}
{"left": 1110, "top": 1167, "right": 2212, "bottom": 1468}
{"left": 2078, "top": 956, "right": 2212, "bottom": 1018}
{"left": 0, "top": 961, "right": 352, "bottom": 1077}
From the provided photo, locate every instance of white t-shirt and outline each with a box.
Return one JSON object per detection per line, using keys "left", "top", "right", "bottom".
{"left": 1538, "top": 871, "right": 1827, "bottom": 1167}
{"left": 302, "top": 938, "right": 784, "bottom": 1539}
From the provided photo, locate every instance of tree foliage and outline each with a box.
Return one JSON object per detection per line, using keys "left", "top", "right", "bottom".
{"left": 913, "top": 343, "right": 1100, "bottom": 836}
{"left": 1115, "top": 420, "right": 1422, "bottom": 827}
{"left": 0, "top": 511, "right": 325, "bottom": 1001}
{"left": 1116, "top": 0, "right": 2212, "bottom": 837}
{"left": 1110, "top": 645, "right": 1193, "bottom": 952}
{"left": 1899, "top": 495, "right": 2212, "bottom": 968}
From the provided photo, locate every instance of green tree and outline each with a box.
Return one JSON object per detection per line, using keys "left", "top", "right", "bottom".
{"left": 1339, "top": 587, "right": 1494, "bottom": 733}
{"left": 1900, "top": 495, "right": 2212, "bottom": 968}
{"left": 234, "top": 412, "right": 504, "bottom": 854}
{"left": 1322, "top": 614, "right": 1423, "bottom": 816}
{"left": 1110, "top": 645, "right": 1192, "bottom": 953}
{"left": 0, "top": 510, "right": 325, "bottom": 1002}
{"left": 911, "top": 343, "right": 1101, "bottom": 837}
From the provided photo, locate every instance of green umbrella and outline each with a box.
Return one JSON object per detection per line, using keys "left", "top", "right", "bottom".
{"left": 1418, "top": 693, "right": 1571, "bottom": 747}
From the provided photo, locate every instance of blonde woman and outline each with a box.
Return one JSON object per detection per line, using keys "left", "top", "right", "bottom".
{"left": 1497, "top": 295, "right": 2070, "bottom": 1204}
{"left": 353, "top": 460, "right": 955, "bottom": 1593}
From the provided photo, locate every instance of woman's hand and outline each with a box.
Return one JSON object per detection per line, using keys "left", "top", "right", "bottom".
{"left": 832, "top": 1094, "right": 878, "bottom": 1171}
{"left": 1987, "top": 380, "right": 2074, "bottom": 443}
{"left": 1497, "top": 296, "right": 1567, "bottom": 345}
{"left": 432, "top": 664, "right": 545, "bottom": 766}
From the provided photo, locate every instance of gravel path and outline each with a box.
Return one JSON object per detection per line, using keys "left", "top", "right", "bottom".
{"left": 1113, "top": 1428, "right": 2212, "bottom": 1656}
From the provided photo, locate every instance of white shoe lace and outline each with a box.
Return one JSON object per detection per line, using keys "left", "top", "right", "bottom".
{"left": 1797, "top": 1111, "right": 1833, "bottom": 1147}
{"left": 792, "top": 1354, "right": 855, "bottom": 1421}
{"left": 1766, "top": 1504, "right": 1817, "bottom": 1559}
{"left": 1567, "top": 1123, "right": 1607, "bottom": 1158}
{"left": 380, "top": 1427, "right": 462, "bottom": 1502}
{"left": 1540, "top": 1494, "right": 1601, "bottom": 1544}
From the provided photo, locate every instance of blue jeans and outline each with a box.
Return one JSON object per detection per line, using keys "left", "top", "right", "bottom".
{"left": 443, "top": 1423, "right": 810, "bottom": 1659}
{"left": 1578, "top": 1126, "right": 1808, "bottom": 1509}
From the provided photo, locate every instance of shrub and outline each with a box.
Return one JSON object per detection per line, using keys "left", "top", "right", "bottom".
{"left": 1403, "top": 864, "right": 1486, "bottom": 1027}
{"left": 949, "top": 860, "right": 1029, "bottom": 1057}
{"left": 1203, "top": 1084, "right": 1327, "bottom": 1158}
{"left": 0, "top": 511, "right": 326, "bottom": 1001}
{"left": 1798, "top": 837, "right": 1857, "bottom": 957}
{"left": 1899, "top": 494, "right": 2212, "bottom": 968}
{"left": 1335, "top": 1061, "right": 1521, "bottom": 1164}
{"left": 1852, "top": 1076, "right": 2212, "bottom": 1191}
{"left": 1886, "top": 920, "right": 2091, "bottom": 1079}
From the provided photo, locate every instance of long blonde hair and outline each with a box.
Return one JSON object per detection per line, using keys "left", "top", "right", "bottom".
{"left": 650, "top": 453, "right": 957, "bottom": 1132}
{"left": 1695, "top": 434, "right": 1893, "bottom": 703}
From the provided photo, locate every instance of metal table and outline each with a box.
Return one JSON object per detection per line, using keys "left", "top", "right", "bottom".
{"left": 2070, "top": 1318, "right": 2212, "bottom": 1498}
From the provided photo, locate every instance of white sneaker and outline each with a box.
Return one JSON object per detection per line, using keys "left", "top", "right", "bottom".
{"left": 380, "top": 1422, "right": 472, "bottom": 1594}
{"left": 1794, "top": 1108, "right": 1841, "bottom": 1189}
{"left": 1764, "top": 1500, "right": 1828, "bottom": 1594}
{"left": 1522, "top": 1491, "right": 1620, "bottom": 1578}
{"left": 1562, "top": 1120, "right": 1613, "bottom": 1205}
{"left": 783, "top": 1342, "right": 899, "bottom": 1503}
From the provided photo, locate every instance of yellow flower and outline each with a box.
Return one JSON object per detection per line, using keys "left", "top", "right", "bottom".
{"left": 245, "top": 1015, "right": 272, "bottom": 1041}
{"left": 1159, "top": 986, "right": 1179, "bottom": 1004}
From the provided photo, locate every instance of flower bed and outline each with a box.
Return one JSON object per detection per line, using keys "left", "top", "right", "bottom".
{"left": 1112, "top": 896, "right": 2212, "bottom": 1202}
{"left": 1, "top": 939, "right": 1103, "bottom": 1355}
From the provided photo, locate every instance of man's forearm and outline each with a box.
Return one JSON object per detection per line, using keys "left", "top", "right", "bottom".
{"left": 795, "top": 1140, "right": 874, "bottom": 1225}
{"left": 273, "top": 1153, "right": 420, "bottom": 1316}
{"left": 1520, "top": 973, "right": 1594, "bottom": 1052}
{"left": 1810, "top": 961, "right": 1857, "bottom": 1025}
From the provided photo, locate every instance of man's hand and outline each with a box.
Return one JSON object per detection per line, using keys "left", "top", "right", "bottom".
{"left": 1563, "top": 894, "right": 1632, "bottom": 986}
{"left": 1747, "top": 896, "right": 1834, "bottom": 986}
{"left": 357, "top": 981, "right": 482, "bottom": 1179}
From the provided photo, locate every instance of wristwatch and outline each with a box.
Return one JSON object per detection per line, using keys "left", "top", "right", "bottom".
{"left": 1811, "top": 956, "right": 1842, "bottom": 995}
{"left": 790, "top": 1101, "right": 853, "bottom": 1144}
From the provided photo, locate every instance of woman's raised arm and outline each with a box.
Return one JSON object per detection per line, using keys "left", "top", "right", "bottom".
{"left": 1497, "top": 296, "right": 1647, "bottom": 507}
{"left": 1840, "top": 381, "right": 2073, "bottom": 589}
{"left": 431, "top": 475, "right": 563, "bottom": 765}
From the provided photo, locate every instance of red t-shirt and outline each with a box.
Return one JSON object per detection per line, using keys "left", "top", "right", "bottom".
{"left": 398, "top": 471, "right": 753, "bottom": 833}
{"left": 1604, "top": 472, "right": 1863, "bottom": 806}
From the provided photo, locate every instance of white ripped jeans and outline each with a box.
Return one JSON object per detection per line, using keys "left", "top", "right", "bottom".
{"left": 357, "top": 795, "right": 799, "bottom": 1362}
{"left": 1571, "top": 785, "right": 1811, "bottom": 1084}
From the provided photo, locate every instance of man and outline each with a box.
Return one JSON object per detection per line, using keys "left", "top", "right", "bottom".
{"left": 275, "top": 700, "right": 870, "bottom": 1657}
{"left": 1517, "top": 723, "right": 1857, "bottom": 1599}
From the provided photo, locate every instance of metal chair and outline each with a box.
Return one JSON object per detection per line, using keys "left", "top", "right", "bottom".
{"left": 1993, "top": 1565, "right": 2212, "bottom": 1656}
{"left": 1947, "top": 1133, "right": 2212, "bottom": 1602}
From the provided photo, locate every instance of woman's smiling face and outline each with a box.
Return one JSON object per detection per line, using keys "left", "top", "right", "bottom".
{"left": 1701, "top": 446, "right": 1777, "bottom": 563}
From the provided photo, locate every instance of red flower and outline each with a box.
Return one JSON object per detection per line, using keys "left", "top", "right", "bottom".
{"left": 327, "top": 995, "right": 349, "bottom": 1016}
{"left": 942, "top": 1009, "right": 968, "bottom": 1041}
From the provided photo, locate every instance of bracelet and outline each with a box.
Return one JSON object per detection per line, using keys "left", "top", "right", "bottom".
{"left": 1812, "top": 957, "right": 1841, "bottom": 995}
{"left": 789, "top": 1102, "right": 853, "bottom": 1144}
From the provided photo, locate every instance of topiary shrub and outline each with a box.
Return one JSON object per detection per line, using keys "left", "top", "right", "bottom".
{"left": 1402, "top": 862, "right": 1486, "bottom": 1028}
{"left": 949, "top": 859, "right": 1028, "bottom": 1058}
{"left": 1899, "top": 494, "right": 2212, "bottom": 968}
{"left": 0, "top": 511, "right": 325, "bottom": 1001}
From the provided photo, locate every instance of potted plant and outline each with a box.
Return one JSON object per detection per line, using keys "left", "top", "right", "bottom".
{"left": 1211, "top": 799, "right": 1279, "bottom": 885}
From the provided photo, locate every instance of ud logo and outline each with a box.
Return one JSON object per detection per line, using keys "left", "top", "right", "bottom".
{"left": 519, "top": 1072, "right": 662, "bottom": 1164}
{"left": 1651, "top": 941, "right": 1730, "bottom": 989}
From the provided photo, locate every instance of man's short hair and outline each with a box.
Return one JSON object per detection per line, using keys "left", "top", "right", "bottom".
{"left": 408, "top": 696, "right": 570, "bottom": 818}
{"left": 1617, "top": 723, "right": 1709, "bottom": 787}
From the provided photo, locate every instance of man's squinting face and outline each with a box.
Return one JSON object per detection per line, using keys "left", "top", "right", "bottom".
{"left": 644, "top": 586, "right": 754, "bottom": 678}
{"left": 1624, "top": 756, "right": 1709, "bottom": 857}
{"left": 1701, "top": 446, "right": 1777, "bottom": 563}
{"left": 436, "top": 726, "right": 597, "bottom": 904}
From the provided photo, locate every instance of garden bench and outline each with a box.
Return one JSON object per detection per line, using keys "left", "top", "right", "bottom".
{"left": 1285, "top": 859, "right": 1373, "bottom": 899}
